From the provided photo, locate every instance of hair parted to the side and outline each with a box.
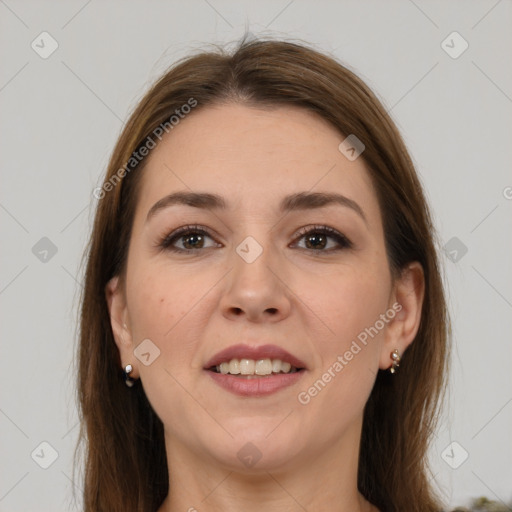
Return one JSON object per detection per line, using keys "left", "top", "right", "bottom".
{"left": 75, "top": 36, "right": 450, "bottom": 512}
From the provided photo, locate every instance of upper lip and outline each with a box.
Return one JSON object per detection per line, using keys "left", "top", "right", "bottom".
{"left": 204, "top": 344, "right": 307, "bottom": 370}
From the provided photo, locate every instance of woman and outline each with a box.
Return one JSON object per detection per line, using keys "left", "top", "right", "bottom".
{"left": 76, "top": 37, "right": 450, "bottom": 511}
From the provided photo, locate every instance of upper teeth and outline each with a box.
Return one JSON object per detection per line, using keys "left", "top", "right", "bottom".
{"left": 216, "top": 358, "right": 296, "bottom": 375}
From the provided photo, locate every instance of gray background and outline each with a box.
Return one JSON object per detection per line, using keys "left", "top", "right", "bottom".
{"left": 1, "top": 1, "right": 511, "bottom": 510}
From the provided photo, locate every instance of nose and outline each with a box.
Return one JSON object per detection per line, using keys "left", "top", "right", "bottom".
{"left": 220, "top": 240, "right": 292, "bottom": 323}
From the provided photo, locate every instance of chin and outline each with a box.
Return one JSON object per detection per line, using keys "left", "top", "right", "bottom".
{"left": 203, "top": 429, "right": 304, "bottom": 473}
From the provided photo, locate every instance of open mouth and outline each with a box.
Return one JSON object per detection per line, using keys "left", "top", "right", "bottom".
{"left": 205, "top": 356, "right": 306, "bottom": 396}
{"left": 207, "top": 358, "right": 304, "bottom": 377}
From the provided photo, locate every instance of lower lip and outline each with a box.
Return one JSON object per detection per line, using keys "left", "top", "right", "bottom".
{"left": 205, "top": 370, "right": 306, "bottom": 397}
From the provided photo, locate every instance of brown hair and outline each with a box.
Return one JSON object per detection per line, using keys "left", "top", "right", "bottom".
{"left": 75, "top": 37, "right": 450, "bottom": 512}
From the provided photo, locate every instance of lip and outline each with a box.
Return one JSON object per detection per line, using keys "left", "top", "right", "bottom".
{"left": 203, "top": 343, "right": 307, "bottom": 370}
{"left": 206, "top": 370, "right": 306, "bottom": 397}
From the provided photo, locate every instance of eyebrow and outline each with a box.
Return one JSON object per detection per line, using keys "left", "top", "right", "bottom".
{"left": 146, "top": 191, "right": 367, "bottom": 225}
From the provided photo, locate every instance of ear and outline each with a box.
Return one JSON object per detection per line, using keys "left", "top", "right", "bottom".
{"left": 105, "top": 276, "right": 138, "bottom": 378}
{"left": 379, "top": 262, "right": 425, "bottom": 370}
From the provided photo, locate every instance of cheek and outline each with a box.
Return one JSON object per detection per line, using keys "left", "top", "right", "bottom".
{"left": 295, "top": 263, "right": 390, "bottom": 402}
{"left": 126, "top": 261, "right": 225, "bottom": 370}
{"left": 124, "top": 268, "right": 215, "bottom": 425}
{"left": 296, "top": 261, "right": 391, "bottom": 344}
{"left": 127, "top": 270, "right": 183, "bottom": 345}
{"left": 290, "top": 269, "right": 390, "bottom": 453}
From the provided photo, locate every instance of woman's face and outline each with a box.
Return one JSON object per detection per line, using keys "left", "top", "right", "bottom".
{"left": 108, "top": 104, "right": 422, "bottom": 472}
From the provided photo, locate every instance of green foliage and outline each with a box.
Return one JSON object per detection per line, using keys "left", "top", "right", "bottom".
{"left": 450, "top": 497, "right": 512, "bottom": 512}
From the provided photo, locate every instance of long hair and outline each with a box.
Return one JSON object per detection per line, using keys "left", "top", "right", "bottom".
{"left": 75, "top": 37, "right": 450, "bottom": 512}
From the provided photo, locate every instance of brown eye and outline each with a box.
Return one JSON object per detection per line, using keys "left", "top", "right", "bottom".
{"left": 304, "top": 232, "right": 328, "bottom": 250}
{"left": 160, "top": 225, "right": 220, "bottom": 253}
{"left": 293, "top": 226, "right": 352, "bottom": 252}
{"left": 181, "top": 232, "right": 206, "bottom": 250}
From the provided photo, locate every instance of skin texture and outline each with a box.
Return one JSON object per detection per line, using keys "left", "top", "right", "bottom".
{"left": 106, "top": 104, "right": 424, "bottom": 512}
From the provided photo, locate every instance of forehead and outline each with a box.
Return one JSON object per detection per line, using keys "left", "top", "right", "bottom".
{"left": 134, "top": 104, "right": 380, "bottom": 222}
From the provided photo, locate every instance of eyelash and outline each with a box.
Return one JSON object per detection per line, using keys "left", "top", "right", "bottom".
{"left": 158, "top": 224, "right": 353, "bottom": 255}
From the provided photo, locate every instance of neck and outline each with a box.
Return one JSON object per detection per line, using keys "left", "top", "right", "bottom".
{"left": 157, "top": 418, "right": 378, "bottom": 512}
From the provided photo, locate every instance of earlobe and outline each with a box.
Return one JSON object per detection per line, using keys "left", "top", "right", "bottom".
{"left": 379, "top": 262, "right": 425, "bottom": 371}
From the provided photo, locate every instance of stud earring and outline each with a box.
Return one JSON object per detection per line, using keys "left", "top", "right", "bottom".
{"left": 124, "top": 364, "right": 136, "bottom": 387}
{"left": 389, "top": 349, "right": 401, "bottom": 374}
